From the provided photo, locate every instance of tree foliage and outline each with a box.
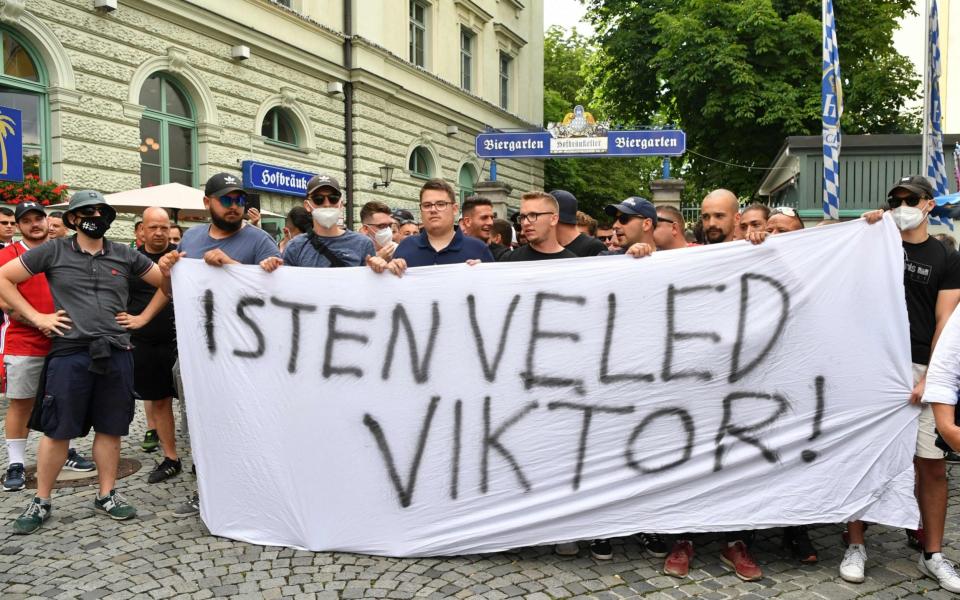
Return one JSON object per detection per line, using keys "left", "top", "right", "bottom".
{"left": 583, "top": 0, "right": 920, "bottom": 197}
{"left": 542, "top": 26, "right": 662, "bottom": 221}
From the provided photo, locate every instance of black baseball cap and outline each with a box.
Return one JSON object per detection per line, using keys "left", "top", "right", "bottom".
{"left": 15, "top": 201, "right": 45, "bottom": 221}
{"left": 391, "top": 208, "right": 415, "bottom": 224}
{"left": 306, "top": 174, "right": 342, "bottom": 196}
{"left": 888, "top": 175, "right": 935, "bottom": 200}
{"left": 204, "top": 172, "right": 244, "bottom": 198}
{"left": 604, "top": 197, "right": 658, "bottom": 224}
{"left": 549, "top": 190, "right": 578, "bottom": 225}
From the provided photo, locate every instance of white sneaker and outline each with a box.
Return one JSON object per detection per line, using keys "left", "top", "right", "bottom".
{"left": 839, "top": 544, "right": 867, "bottom": 583}
{"left": 554, "top": 541, "right": 579, "bottom": 556}
{"left": 918, "top": 553, "right": 960, "bottom": 593}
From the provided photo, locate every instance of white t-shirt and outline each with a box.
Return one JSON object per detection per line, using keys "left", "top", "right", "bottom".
{"left": 922, "top": 306, "right": 960, "bottom": 405}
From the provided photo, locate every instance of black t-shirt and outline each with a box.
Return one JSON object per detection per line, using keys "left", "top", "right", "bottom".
{"left": 489, "top": 242, "right": 512, "bottom": 261}
{"left": 903, "top": 236, "right": 960, "bottom": 364}
{"left": 128, "top": 244, "right": 177, "bottom": 344}
{"left": 564, "top": 233, "right": 606, "bottom": 257}
{"left": 500, "top": 244, "right": 577, "bottom": 261}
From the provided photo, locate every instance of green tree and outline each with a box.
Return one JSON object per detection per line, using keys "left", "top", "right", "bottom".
{"left": 542, "top": 26, "right": 662, "bottom": 221}
{"left": 584, "top": 0, "right": 920, "bottom": 198}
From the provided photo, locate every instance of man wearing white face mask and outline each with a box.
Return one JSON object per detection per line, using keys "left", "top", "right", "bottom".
{"left": 261, "top": 174, "right": 374, "bottom": 271}
{"left": 359, "top": 201, "right": 398, "bottom": 261}
{"left": 838, "top": 175, "right": 960, "bottom": 593}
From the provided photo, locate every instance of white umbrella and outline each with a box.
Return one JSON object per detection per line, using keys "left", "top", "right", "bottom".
{"left": 48, "top": 182, "right": 282, "bottom": 221}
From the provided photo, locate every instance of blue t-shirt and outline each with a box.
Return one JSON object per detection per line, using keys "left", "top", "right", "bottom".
{"left": 394, "top": 228, "right": 495, "bottom": 267}
{"left": 282, "top": 230, "right": 375, "bottom": 268}
{"left": 179, "top": 224, "right": 280, "bottom": 266}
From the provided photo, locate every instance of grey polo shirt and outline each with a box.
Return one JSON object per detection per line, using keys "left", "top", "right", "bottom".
{"left": 20, "top": 236, "right": 155, "bottom": 349}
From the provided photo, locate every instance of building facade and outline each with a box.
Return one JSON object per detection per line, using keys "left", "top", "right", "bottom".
{"left": 0, "top": 0, "right": 544, "bottom": 231}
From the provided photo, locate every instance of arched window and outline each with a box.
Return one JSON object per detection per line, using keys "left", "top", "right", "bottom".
{"left": 0, "top": 27, "right": 48, "bottom": 179}
{"left": 408, "top": 146, "right": 433, "bottom": 178}
{"left": 458, "top": 163, "right": 477, "bottom": 202}
{"left": 261, "top": 107, "right": 298, "bottom": 147}
{"left": 138, "top": 73, "right": 196, "bottom": 187}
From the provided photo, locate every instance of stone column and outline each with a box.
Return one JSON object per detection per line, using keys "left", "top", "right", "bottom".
{"left": 473, "top": 180, "right": 513, "bottom": 219}
{"left": 649, "top": 178, "right": 685, "bottom": 209}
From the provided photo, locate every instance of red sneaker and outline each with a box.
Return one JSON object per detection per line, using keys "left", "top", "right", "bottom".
{"left": 664, "top": 540, "right": 694, "bottom": 578}
{"left": 721, "top": 541, "right": 763, "bottom": 581}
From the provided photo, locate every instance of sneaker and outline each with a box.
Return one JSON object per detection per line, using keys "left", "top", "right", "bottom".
{"left": 141, "top": 429, "right": 159, "bottom": 453}
{"left": 721, "top": 540, "right": 762, "bottom": 581}
{"left": 12, "top": 496, "right": 51, "bottom": 535}
{"left": 64, "top": 449, "right": 95, "bottom": 472}
{"left": 93, "top": 489, "right": 137, "bottom": 520}
{"left": 918, "top": 553, "right": 960, "bottom": 593}
{"left": 3, "top": 463, "right": 26, "bottom": 491}
{"left": 640, "top": 533, "right": 669, "bottom": 558}
{"left": 783, "top": 526, "right": 818, "bottom": 563}
{"left": 147, "top": 457, "right": 182, "bottom": 484}
{"left": 839, "top": 544, "right": 867, "bottom": 583}
{"left": 906, "top": 528, "right": 925, "bottom": 551}
{"left": 590, "top": 539, "right": 613, "bottom": 560}
{"left": 173, "top": 492, "right": 200, "bottom": 518}
{"left": 664, "top": 540, "right": 694, "bottom": 578}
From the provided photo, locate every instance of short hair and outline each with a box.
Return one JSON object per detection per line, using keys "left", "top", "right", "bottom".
{"left": 462, "top": 195, "right": 492, "bottom": 216}
{"left": 286, "top": 206, "right": 311, "bottom": 234}
{"left": 520, "top": 191, "right": 559, "bottom": 211}
{"left": 134, "top": 220, "right": 143, "bottom": 230}
{"left": 0, "top": 207, "right": 13, "bottom": 217}
{"left": 936, "top": 233, "right": 958, "bottom": 252}
{"left": 359, "top": 201, "right": 392, "bottom": 223}
{"left": 48, "top": 211, "right": 63, "bottom": 219}
{"left": 169, "top": 223, "right": 183, "bottom": 233}
{"left": 576, "top": 211, "right": 598, "bottom": 236}
{"left": 419, "top": 178, "right": 455, "bottom": 203}
{"left": 657, "top": 205, "right": 685, "bottom": 230}
{"left": 741, "top": 202, "right": 771, "bottom": 220}
{"left": 492, "top": 218, "right": 512, "bottom": 245}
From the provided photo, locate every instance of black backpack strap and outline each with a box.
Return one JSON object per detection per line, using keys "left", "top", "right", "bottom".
{"left": 306, "top": 231, "right": 347, "bottom": 268}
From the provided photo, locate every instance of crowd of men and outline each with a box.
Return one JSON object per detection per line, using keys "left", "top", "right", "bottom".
{"left": 1, "top": 171, "right": 960, "bottom": 594}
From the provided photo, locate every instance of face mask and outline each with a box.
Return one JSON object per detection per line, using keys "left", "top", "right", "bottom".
{"left": 312, "top": 207, "right": 340, "bottom": 229}
{"left": 891, "top": 206, "right": 926, "bottom": 231}
{"left": 78, "top": 216, "right": 109, "bottom": 239}
{"left": 374, "top": 227, "right": 394, "bottom": 247}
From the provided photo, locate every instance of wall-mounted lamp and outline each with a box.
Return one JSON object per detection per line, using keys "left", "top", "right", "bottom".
{"left": 372, "top": 165, "right": 394, "bottom": 189}
{"left": 445, "top": 125, "right": 459, "bottom": 136}
{"left": 231, "top": 45, "right": 250, "bottom": 61}
{"left": 327, "top": 82, "right": 344, "bottom": 96}
{"left": 94, "top": 0, "right": 117, "bottom": 12}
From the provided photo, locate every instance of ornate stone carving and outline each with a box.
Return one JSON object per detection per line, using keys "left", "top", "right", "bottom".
{"left": 280, "top": 87, "right": 297, "bottom": 108}
{"left": 0, "top": 0, "right": 26, "bottom": 25}
{"left": 166, "top": 47, "right": 188, "bottom": 74}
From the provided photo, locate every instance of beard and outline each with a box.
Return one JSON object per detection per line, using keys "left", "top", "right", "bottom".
{"left": 211, "top": 212, "right": 242, "bottom": 233}
{"left": 705, "top": 227, "right": 727, "bottom": 243}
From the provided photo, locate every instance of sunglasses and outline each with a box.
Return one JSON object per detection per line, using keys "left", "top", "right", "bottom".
{"left": 616, "top": 213, "right": 651, "bottom": 225}
{"left": 887, "top": 194, "right": 923, "bottom": 209}
{"left": 76, "top": 205, "right": 108, "bottom": 217}
{"left": 217, "top": 194, "right": 247, "bottom": 208}
{"left": 309, "top": 192, "right": 342, "bottom": 205}
{"left": 598, "top": 234, "right": 614, "bottom": 242}
{"left": 657, "top": 216, "right": 675, "bottom": 224}
{"left": 770, "top": 206, "right": 800, "bottom": 219}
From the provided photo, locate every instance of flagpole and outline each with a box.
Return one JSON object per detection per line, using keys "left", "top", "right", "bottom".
{"left": 922, "top": 0, "right": 931, "bottom": 178}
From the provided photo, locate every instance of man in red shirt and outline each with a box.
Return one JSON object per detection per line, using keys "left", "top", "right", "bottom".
{"left": 1, "top": 202, "right": 93, "bottom": 491}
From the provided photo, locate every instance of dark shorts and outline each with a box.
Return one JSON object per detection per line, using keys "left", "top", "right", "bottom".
{"left": 132, "top": 340, "right": 177, "bottom": 400}
{"left": 39, "top": 349, "right": 135, "bottom": 440}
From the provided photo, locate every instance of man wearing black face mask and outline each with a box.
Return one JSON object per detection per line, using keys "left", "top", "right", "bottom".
{"left": 0, "top": 190, "right": 170, "bottom": 534}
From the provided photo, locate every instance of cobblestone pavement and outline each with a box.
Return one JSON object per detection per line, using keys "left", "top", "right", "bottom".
{"left": 1, "top": 401, "right": 960, "bottom": 599}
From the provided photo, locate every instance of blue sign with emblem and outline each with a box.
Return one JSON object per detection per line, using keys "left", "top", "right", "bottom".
{"left": 477, "top": 105, "right": 685, "bottom": 160}
{"left": 0, "top": 106, "right": 24, "bottom": 183}
{"left": 476, "top": 130, "right": 686, "bottom": 159}
{"left": 241, "top": 160, "right": 315, "bottom": 197}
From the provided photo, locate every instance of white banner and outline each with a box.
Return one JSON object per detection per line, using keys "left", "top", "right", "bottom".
{"left": 172, "top": 218, "right": 919, "bottom": 557}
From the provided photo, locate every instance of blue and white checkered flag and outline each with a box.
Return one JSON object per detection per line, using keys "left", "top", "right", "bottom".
{"left": 822, "top": 0, "right": 842, "bottom": 221}
{"left": 926, "top": 0, "right": 952, "bottom": 229}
